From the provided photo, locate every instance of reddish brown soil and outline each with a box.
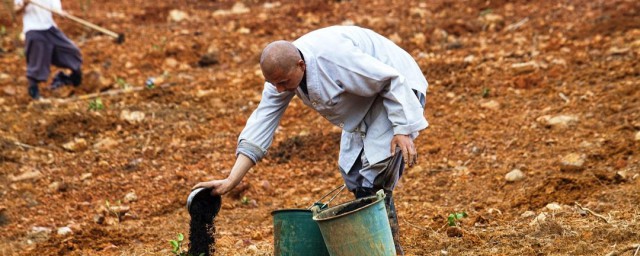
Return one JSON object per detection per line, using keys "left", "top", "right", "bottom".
{"left": 1, "top": 0, "right": 639, "bottom": 255}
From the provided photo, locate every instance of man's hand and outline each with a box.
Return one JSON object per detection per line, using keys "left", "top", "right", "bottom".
{"left": 192, "top": 154, "right": 254, "bottom": 196}
{"left": 192, "top": 179, "right": 236, "bottom": 196}
{"left": 391, "top": 134, "right": 417, "bottom": 167}
{"left": 15, "top": 0, "right": 30, "bottom": 14}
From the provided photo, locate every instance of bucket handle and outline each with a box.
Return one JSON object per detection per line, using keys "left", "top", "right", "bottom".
{"left": 376, "top": 189, "right": 386, "bottom": 200}
{"left": 307, "top": 184, "right": 346, "bottom": 210}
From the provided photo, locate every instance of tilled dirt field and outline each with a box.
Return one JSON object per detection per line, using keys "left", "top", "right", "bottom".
{"left": 1, "top": 0, "right": 639, "bottom": 255}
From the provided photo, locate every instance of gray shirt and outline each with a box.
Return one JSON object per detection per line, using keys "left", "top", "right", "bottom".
{"left": 237, "top": 26, "right": 429, "bottom": 173}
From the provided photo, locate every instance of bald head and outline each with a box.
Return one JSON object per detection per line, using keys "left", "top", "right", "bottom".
{"left": 260, "top": 40, "right": 301, "bottom": 77}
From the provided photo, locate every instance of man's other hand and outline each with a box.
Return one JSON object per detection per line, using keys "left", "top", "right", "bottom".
{"left": 391, "top": 134, "right": 417, "bottom": 167}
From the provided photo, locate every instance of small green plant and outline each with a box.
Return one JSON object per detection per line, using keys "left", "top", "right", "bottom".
{"left": 88, "top": 98, "right": 104, "bottom": 111}
{"left": 105, "top": 199, "right": 122, "bottom": 219}
{"left": 169, "top": 233, "right": 185, "bottom": 255}
{"left": 241, "top": 196, "right": 249, "bottom": 205}
{"left": 447, "top": 212, "right": 468, "bottom": 227}
{"left": 0, "top": 25, "right": 6, "bottom": 36}
{"left": 481, "top": 87, "right": 490, "bottom": 98}
{"left": 480, "top": 8, "right": 492, "bottom": 16}
{"left": 152, "top": 36, "right": 168, "bottom": 51}
{"left": 115, "top": 77, "right": 130, "bottom": 89}
{"left": 169, "top": 233, "right": 204, "bottom": 256}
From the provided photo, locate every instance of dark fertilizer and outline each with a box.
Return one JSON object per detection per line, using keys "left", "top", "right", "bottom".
{"left": 187, "top": 188, "right": 221, "bottom": 256}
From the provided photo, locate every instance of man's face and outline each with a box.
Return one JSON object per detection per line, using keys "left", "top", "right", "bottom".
{"left": 264, "top": 60, "right": 305, "bottom": 93}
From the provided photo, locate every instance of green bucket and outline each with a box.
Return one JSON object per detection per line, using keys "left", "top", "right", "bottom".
{"left": 271, "top": 209, "right": 330, "bottom": 256}
{"left": 312, "top": 190, "right": 395, "bottom": 256}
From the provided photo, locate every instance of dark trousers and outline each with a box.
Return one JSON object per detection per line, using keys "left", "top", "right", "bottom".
{"left": 25, "top": 27, "right": 82, "bottom": 98}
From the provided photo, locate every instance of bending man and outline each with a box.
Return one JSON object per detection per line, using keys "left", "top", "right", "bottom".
{"left": 194, "top": 25, "right": 429, "bottom": 254}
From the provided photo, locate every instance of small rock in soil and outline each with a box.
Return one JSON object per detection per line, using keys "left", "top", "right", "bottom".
{"left": 614, "top": 170, "right": 628, "bottom": 182}
{"left": 104, "top": 217, "right": 119, "bottom": 226}
{"left": 93, "top": 138, "right": 118, "bottom": 150}
{"left": 0, "top": 207, "right": 8, "bottom": 226}
{"left": 577, "top": 208, "right": 588, "bottom": 217}
{"left": 2, "top": 86, "right": 16, "bottom": 96}
{"left": 124, "top": 191, "right": 138, "bottom": 203}
{"left": 10, "top": 170, "right": 42, "bottom": 182}
{"left": 505, "top": 169, "right": 525, "bottom": 182}
{"left": 57, "top": 226, "right": 73, "bottom": 236}
{"left": 446, "top": 226, "right": 463, "bottom": 237}
{"left": 28, "top": 226, "right": 52, "bottom": 242}
{"left": 120, "top": 110, "right": 146, "bottom": 124}
{"left": 520, "top": 210, "right": 536, "bottom": 218}
{"left": 261, "top": 180, "right": 272, "bottom": 191}
{"left": 0, "top": 72, "right": 11, "bottom": 83}
{"left": 511, "top": 61, "right": 538, "bottom": 74}
{"left": 62, "top": 138, "right": 88, "bottom": 152}
{"left": 124, "top": 158, "right": 143, "bottom": 171}
{"left": 559, "top": 153, "right": 586, "bottom": 171}
{"left": 196, "top": 90, "right": 214, "bottom": 98}
{"left": 80, "top": 173, "right": 92, "bottom": 180}
{"left": 480, "top": 100, "right": 500, "bottom": 110}
{"left": 545, "top": 202, "right": 562, "bottom": 211}
{"left": 168, "top": 10, "right": 189, "bottom": 22}
{"left": 198, "top": 52, "right": 219, "bottom": 67}
{"left": 48, "top": 181, "right": 68, "bottom": 192}
{"left": 529, "top": 212, "right": 547, "bottom": 226}
{"left": 537, "top": 114, "right": 579, "bottom": 129}
{"left": 93, "top": 214, "right": 105, "bottom": 224}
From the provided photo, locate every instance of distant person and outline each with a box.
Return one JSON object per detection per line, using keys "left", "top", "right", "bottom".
{"left": 14, "top": 0, "right": 82, "bottom": 100}
{"left": 194, "top": 25, "right": 429, "bottom": 255}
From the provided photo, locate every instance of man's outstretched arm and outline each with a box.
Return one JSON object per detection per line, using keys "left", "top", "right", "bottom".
{"left": 192, "top": 154, "right": 255, "bottom": 196}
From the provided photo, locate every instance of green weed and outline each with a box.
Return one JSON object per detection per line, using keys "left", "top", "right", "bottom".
{"left": 482, "top": 87, "right": 490, "bottom": 98}
{"left": 169, "top": 233, "right": 204, "bottom": 256}
{"left": 447, "top": 212, "right": 468, "bottom": 227}
{"left": 115, "top": 77, "right": 130, "bottom": 89}
{"left": 88, "top": 98, "right": 104, "bottom": 111}
{"left": 480, "top": 9, "right": 492, "bottom": 16}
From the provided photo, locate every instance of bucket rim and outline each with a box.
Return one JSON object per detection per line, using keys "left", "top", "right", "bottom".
{"left": 271, "top": 208, "right": 312, "bottom": 215}
{"left": 312, "top": 194, "right": 383, "bottom": 222}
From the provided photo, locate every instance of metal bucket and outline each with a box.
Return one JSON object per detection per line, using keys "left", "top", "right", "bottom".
{"left": 312, "top": 190, "right": 395, "bottom": 256}
{"left": 271, "top": 208, "right": 330, "bottom": 256}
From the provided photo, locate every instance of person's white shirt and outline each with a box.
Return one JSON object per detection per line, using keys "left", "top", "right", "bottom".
{"left": 15, "top": 0, "right": 62, "bottom": 33}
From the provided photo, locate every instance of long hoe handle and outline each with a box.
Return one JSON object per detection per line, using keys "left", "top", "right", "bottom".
{"left": 28, "top": 0, "right": 124, "bottom": 43}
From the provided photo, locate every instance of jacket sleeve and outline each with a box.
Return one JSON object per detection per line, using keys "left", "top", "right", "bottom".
{"left": 51, "top": 0, "right": 62, "bottom": 12}
{"left": 236, "top": 82, "right": 295, "bottom": 163}
{"left": 319, "top": 47, "right": 427, "bottom": 135}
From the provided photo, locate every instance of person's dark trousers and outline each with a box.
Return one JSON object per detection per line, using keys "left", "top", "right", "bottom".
{"left": 353, "top": 187, "right": 404, "bottom": 255}
{"left": 27, "top": 77, "right": 40, "bottom": 99}
{"left": 25, "top": 27, "right": 83, "bottom": 94}
{"left": 51, "top": 68, "right": 82, "bottom": 89}
{"left": 70, "top": 69, "right": 82, "bottom": 86}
